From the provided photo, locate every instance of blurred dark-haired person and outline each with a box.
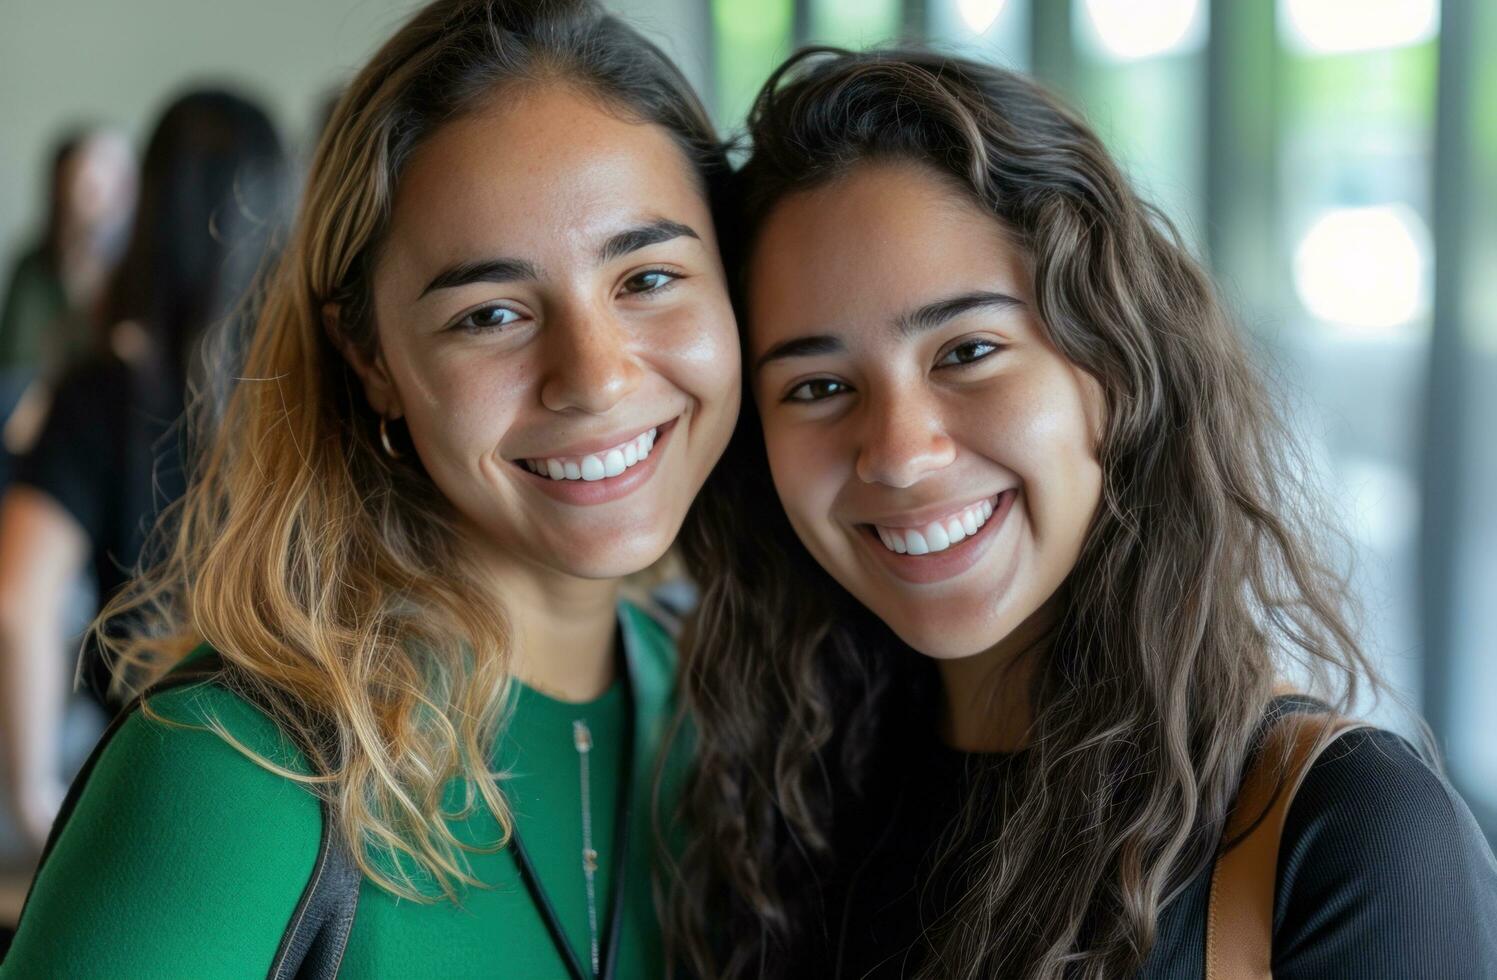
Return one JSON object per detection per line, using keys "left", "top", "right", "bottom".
{"left": 0, "top": 129, "right": 135, "bottom": 480}
{"left": 669, "top": 48, "right": 1497, "bottom": 980}
{"left": 0, "top": 89, "right": 289, "bottom": 853}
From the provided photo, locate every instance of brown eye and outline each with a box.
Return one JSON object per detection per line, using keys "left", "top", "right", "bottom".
{"left": 621, "top": 269, "right": 680, "bottom": 295}
{"left": 937, "top": 339, "right": 1001, "bottom": 367}
{"left": 785, "top": 378, "right": 851, "bottom": 402}
{"left": 455, "top": 305, "right": 522, "bottom": 332}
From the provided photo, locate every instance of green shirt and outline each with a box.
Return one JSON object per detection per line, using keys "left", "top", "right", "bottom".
{"left": 2, "top": 601, "right": 685, "bottom": 978}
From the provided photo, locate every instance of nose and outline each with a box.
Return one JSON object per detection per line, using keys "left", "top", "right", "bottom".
{"left": 538, "top": 303, "right": 643, "bottom": 415}
{"left": 854, "top": 387, "right": 957, "bottom": 488}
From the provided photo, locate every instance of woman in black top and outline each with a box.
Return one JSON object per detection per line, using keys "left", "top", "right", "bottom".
{"left": 0, "top": 89, "right": 289, "bottom": 851}
{"left": 668, "top": 49, "right": 1497, "bottom": 978}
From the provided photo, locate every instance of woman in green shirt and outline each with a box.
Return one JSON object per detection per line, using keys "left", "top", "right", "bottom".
{"left": 1, "top": 0, "right": 739, "bottom": 976}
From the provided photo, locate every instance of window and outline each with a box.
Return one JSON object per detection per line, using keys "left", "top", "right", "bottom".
{"left": 927, "top": 0, "right": 1030, "bottom": 70}
{"left": 1441, "top": 0, "right": 1496, "bottom": 824}
{"left": 1271, "top": 1, "right": 1439, "bottom": 728}
{"left": 806, "top": 0, "right": 901, "bottom": 47}
{"left": 710, "top": 0, "right": 795, "bottom": 127}
{"left": 1072, "top": 0, "right": 1209, "bottom": 251}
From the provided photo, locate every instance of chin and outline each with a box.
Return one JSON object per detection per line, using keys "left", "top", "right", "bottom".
{"left": 867, "top": 591, "right": 1026, "bottom": 661}
{"left": 548, "top": 531, "right": 673, "bottom": 581}
{"left": 886, "top": 619, "right": 998, "bottom": 660}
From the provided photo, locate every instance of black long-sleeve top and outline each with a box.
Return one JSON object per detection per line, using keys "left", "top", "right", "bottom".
{"left": 817, "top": 717, "right": 1497, "bottom": 978}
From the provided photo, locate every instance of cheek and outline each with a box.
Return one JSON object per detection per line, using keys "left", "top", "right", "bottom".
{"left": 964, "top": 367, "right": 1103, "bottom": 531}
{"left": 648, "top": 300, "right": 741, "bottom": 400}
{"left": 763, "top": 418, "right": 842, "bottom": 543}
{"left": 398, "top": 349, "right": 531, "bottom": 464}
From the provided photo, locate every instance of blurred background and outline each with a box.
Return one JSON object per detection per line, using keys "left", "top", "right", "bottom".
{"left": 1, "top": 0, "right": 1493, "bottom": 935}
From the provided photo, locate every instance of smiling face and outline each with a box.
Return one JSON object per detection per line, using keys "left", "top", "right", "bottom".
{"left": 353, "top": 82, "right": 740, "bottom": 583}
{"left": 748, "top": 160, "right": 1104, "bottom": 660}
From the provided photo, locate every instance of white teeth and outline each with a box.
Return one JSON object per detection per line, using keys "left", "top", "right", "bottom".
{"left": 526, "top": 427, "right": 659, "bottom": 482}
{"left": 871, "top": 496, "right": 1001, "bottom": 556}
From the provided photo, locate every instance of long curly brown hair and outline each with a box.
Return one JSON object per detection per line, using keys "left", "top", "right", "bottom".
{"left": 665, "top": 47, "right": 1383, "bottom": 979}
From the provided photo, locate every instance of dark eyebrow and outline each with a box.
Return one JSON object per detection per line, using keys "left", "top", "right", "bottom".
{"left": 753, "top": 290, "right": 1024, "bottom": 373}
{"left": 417, "top": 220, "right": 700, "bottom": 300}
{"left": 754, "top": 335, "right": 845, "bottom": 373}
{"left": 895, "top": 290, "right": 1025, "bottom": 337}
{"left": 598, "top": 219, "right": 700, "bottom": 263}
{"left": 419, "top": 257, "right": 540, "bottom": 299}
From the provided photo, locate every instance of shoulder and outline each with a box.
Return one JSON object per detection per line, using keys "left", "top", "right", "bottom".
{"left": 3, "top": 655, "right": 324, "bottom": 976}
{"left": 68, "top": 665, "right": 325, "bottom": 862}
{"left": 137, "top": 662, "right": 319, "bottom": 772}
{"left": 1271, "top": 726, "right": 1497, "bottom": 978}
{"left": 69, "top": 648, "right": 323, "bottom": 843}
{"left": 1279, "top": 726, "right": 1490, "bottom": 878}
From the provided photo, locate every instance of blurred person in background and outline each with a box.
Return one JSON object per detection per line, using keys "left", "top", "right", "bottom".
{"left": 0, "top": 129, "right": 136, "bottom": 484}
{"left": 0, "top": 89, "right": 289, "bottom": 853}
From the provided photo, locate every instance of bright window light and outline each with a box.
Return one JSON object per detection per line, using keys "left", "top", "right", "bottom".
{"left": 1079, "top": 0, "right": 1205, "bottom": 61}
{"left": 957, "top": 0, "right": 1008, "bottom": 34}
{"left": 1280, "top": 0, "right": 1439, "bottom": 55}
{"left": 1293, "top": 205, "right": 1431, "bottom": 330}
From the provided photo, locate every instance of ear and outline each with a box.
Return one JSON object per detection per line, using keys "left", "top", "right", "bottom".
{"left": 323, "top": 301, "right": 403, "bottom": 420}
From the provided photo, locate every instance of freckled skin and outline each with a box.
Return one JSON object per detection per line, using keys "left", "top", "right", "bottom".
{"left": 356, "top": 83, "right": 741, "bottom": 584}
{"left": 748, "top": 160, "right": 1103, "bottom": 663}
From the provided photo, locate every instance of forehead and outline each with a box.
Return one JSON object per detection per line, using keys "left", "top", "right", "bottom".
{"left": 747, "top": 161, "right": 1028, "bottom": 350}
{"left": 382, "top": 82, "right": 707, "bottom": 271}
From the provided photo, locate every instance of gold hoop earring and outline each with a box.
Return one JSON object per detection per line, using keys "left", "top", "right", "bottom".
{"left": 379, "top": 416, "right": 402, "bottom": 460}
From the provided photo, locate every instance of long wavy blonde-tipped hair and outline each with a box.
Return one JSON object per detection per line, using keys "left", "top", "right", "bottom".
{"left": 90, "top": 0, "right": 726, "bottom": 903}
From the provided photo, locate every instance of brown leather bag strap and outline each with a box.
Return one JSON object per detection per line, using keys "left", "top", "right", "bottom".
{"left": 1205, "top": 705, "right": 1368, "bottom": 979}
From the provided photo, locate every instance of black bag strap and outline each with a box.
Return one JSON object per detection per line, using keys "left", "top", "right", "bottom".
{"left": 7, "top": 651, "right": 361, "bottom": 979}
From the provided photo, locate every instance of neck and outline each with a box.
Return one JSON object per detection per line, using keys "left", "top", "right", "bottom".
{"left": 476, "top": 546, "right": 622, "bottom": 704}
{"left": 935, "top": 594, "right": 1061, "bottom": 753}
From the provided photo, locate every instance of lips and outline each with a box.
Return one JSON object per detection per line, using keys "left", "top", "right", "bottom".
{"left": 871, "top": 495, "right": 996, "bottom": 555}
{"left": 858, "top": 488, "right": 1018, "bottom": 585}
{"left": 519, "top": 426, "right": 657, "bottom": 482}
{"left": 511, "top": 418, "right": 679, "bottom": 507}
